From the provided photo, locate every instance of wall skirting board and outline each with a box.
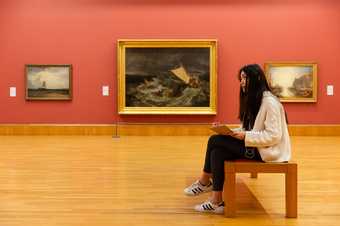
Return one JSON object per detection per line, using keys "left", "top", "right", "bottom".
{"left": 0, "top": 124, "right": 340, "bottom": 136}
{"left": 0, "top": 124, "right": 116, "bottom": 136}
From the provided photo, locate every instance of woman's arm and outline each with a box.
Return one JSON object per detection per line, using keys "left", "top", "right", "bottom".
{"left": 244, "top": 100, "right": 283, "bottom": 147}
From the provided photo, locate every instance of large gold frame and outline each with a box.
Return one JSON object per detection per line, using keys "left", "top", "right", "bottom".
{"left": 264, "top": 62, "right": 317, "bottom": 102}
{"left": 117, "top": 39, "right": 217, "bottom": 115}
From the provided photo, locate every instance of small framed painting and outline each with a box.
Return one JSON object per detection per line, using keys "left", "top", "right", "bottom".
{"left": 264, "top": 62, "right": 317, "bottom": 102}
{"left": 25, "top": 64, "right": 72, "bottom": 100}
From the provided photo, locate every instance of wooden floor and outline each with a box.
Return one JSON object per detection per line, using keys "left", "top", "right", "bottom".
{"left": 0, "top": 136, "right": 339, "bottom": 226}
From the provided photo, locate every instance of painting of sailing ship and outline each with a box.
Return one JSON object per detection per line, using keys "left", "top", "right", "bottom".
{"left": 26, "top": 65, "right": 72, "bottom": 100}
{"left": 118, "top": 40, "right": 217, "bottom": 114}
{"left": 264, "top": 62, "right": 317, "bottom": 102}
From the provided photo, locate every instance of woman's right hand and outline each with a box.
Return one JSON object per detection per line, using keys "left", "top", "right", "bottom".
{"left": 230, "top": 131, "right": 246, "bottom": 140}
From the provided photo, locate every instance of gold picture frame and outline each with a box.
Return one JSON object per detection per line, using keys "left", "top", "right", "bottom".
{"left": 117, "top": 39, "right": 217, "bottom": 115}
{"left": 264, "top": 62, "right": 317, "bottom": 102}
{"left": 25, "top": 64, "right": 72, "bottom": 100}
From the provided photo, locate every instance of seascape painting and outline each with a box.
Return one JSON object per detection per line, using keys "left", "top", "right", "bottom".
{"left": 26, "top": 65, "right": 72, "bottom": 100}
{"left": 117, "top": 40, "right": 217, "bottom": 115}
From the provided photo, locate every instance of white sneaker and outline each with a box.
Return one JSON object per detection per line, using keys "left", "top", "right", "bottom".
{"left": 184, "top": 180, "right": 212, "bottom": 196}
{"left": 194, "top": 200, "right": 224, "bottom": 214}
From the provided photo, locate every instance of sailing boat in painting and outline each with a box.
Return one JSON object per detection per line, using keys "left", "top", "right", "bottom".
{"left": 170, "top": 66, "right": 191, "bottom": 84}
{"left": 39, "top": 81, "right": 47, "bottom": 90}
{"left": 171, "top": 65, "right": 202, "bottom": 88}
{"left": 26, "top": 65, "right": 72, "bottom": 100}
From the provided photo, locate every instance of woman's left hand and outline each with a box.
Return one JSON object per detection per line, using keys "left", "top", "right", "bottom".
{"left": 231, "top": 131, "right": 246, "bottom": 140}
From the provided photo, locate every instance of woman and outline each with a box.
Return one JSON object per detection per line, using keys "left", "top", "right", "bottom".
{"left": 184, "top": 64, "right": 291, "bottom": 214}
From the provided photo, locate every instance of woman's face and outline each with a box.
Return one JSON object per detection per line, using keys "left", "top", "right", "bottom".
{"left": 240, "top": 71, "right": 247, "bottom": 92}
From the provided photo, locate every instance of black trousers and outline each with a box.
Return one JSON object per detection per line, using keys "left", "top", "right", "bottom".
{"left": 203, "top": 134, "right": 262, "bottom": 191}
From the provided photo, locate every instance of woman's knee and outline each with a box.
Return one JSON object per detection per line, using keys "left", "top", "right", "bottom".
{"left": 208, "top": 134, "right": 224, "bottom": 147}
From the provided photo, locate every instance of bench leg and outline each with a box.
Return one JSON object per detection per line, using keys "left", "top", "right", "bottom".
{"left": 224, "top": 171, "right": 236, "bottom": 217}
{"left": 285, "top": 164, "right": 297, "bottom": 218}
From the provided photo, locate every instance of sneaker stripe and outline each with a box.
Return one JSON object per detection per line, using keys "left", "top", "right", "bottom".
{"left": 197, "top": 187, "right": 203, "bottom": 192}
{"left": 207, "top": 203, "right": 214, "bottom": 210}
{"left": 203, "top": 204, "right": 209, "bottom": 210}
{"left": 202, "top": 203, "right": 214, "bottom": 211}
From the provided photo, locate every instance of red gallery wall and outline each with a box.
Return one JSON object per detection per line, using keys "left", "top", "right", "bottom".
{"left": 0, "top": 0, "right": 339, "bottom": 124}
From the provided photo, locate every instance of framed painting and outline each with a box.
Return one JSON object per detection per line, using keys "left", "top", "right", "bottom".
{"left": 264, "top": 62, "right": 317, "bottom": 102}
{"left": 25, "top": 64, "right": 72, "bottom": 100}
{"left": 117, "top": 39, "right": 217, "bottom": 115}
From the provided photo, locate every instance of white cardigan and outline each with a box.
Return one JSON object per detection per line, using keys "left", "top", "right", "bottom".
{"left": 244, "top": 91, "right": 291, "bottom": 162}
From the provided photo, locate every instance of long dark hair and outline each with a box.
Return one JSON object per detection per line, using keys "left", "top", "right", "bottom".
{"left": 238, "top": 64, "right": 271, "bottom": 130}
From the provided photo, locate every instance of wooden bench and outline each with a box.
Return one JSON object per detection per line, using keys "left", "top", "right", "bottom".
{"left": 223, "top": 160, "right": 297, "bottom": 218}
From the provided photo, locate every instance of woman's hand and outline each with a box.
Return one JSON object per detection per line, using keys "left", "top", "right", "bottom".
{"left": 230, "top": 131, "right": 246, "bottom": 140}
{"left": 212, "top": 122, "right": 220, "bottom": 127}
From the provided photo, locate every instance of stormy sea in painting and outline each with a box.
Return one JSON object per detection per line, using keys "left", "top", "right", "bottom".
{"left": 125, "top": 48, "right": 210, "bottom": 107}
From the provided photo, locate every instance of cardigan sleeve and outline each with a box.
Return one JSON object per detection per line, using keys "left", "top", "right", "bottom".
{"left": 244, "top": 100, "right": 282, "bottom": 147}
{"left": 231, "top": 125, "right": 244, "bottom": 132}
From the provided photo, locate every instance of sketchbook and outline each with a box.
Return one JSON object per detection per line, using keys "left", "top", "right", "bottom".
{"left": 210, "top": 125, "right": 233, "bottom": 135}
